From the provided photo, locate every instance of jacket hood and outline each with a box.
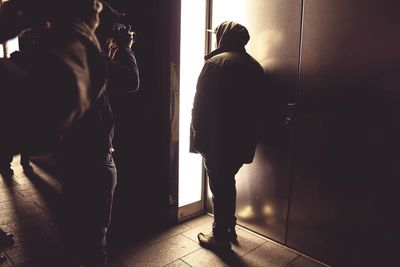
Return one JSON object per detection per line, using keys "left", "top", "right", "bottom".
{"left": 215, "top": 21, "right": 250, "bottom": 49}
{"left": 204, "top": 21, "right": 250, "bottom": 60}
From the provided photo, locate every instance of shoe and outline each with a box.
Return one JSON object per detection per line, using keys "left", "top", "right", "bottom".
{"left": 0, "top": 229, "right": 14, "bottom": 247}
{"left": 227, "top": 228, "right": 238, "bottom": 244}
{"left": 0, "top": 254, "right": 7, "bottom": 263}
{"left": 0, "top": 168, "right": 13, "bottom": 178}
{"left": 22, "top": 164, "right": 34, "bottom": 174}
{"left": 197, "top": 232, "right": 231, "bottom": 251}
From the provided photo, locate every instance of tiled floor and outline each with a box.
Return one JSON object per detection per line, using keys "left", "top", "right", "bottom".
{"left": 109, "top": 215, "right": 328, "bottom": 267}
{"left": 0, "top": 155, "right": 328, "bottom": 267}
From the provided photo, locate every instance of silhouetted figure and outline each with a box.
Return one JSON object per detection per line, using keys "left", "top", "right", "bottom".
{"left": 95, "top": 1, "right": 141, "bottom": 242}
{"left": 191, "top": 21, "right": 264, "bottom": 250}
{"left": 54, "top": 2, "right": 138, "bottom": 266}
{"left": 1, "top": 0, "right": 109, "bottom": 266}
{"left": 0, "top": 0, "right": 107, "bottom": 157}
{"left": 96, "top": 0, "right": 140, "bottom": 148}
{"left": 0, "top": 29, "right": 48, "bottom": 178}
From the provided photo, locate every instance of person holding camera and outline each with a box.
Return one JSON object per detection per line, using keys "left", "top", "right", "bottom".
{"left": 101, "top": 21, "right": 140, "bottom": 172}
{"left": 95, "top": 2, "right": 141, "bottom": 240}
{"left": 55, "top": 2, "right": 140, "bottom": 267}
{"left": 96, "top": 0, "right": 140, "bottom": 98}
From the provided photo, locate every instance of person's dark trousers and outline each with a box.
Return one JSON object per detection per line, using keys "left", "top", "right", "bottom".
{"left": 0, "top": 153, "right": 13, "bottom": 171}
{"left": 20, "top": 153, "right": 30, "bottom": 167}
{"left": 204, "top": 154, "right": 243, "bottom": 239}
{"left": 58, "top": 152, "right": 117, "bottom": 267}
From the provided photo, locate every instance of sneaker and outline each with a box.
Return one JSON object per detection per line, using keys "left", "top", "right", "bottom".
{"left": 197, "top": 232, "right": 231, "bottom": 250}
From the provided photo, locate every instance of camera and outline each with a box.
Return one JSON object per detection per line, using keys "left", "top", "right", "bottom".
{"left": 111, "top": 23, "right": 135, "bottom": 46}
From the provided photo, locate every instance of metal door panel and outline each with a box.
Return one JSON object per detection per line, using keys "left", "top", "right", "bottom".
{"left": 288, "top": 0, "right": 400, "bottom": 265}
{"left": 209, "top": 0, "right": 302, "bottom": 243}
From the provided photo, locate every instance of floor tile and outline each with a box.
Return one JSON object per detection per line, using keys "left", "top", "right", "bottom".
{"left": 231, "top": 233, "right": 261, "bottom": 257}
{"left": 164, "top": 259, "right": 191, "bottom": 267}
{"left": 182, "top": 249, "right": 236, "bottom": 267}
{"left": 182, "top": 215, "right": 213, "bottom": 228}
{"left": 240, "top": 241, "right": 298, "bottom": 267}
{"left": 119, "top": 234, "right": 200, "bottom": 267}
{"left": 145, "top": 223, "right": 192, "bottom": 245}
{"left": 287, "top": 256, "right": 328, "bottom": 267}
{"left": 236, "top": 228, "right": 267, "bottom": 246}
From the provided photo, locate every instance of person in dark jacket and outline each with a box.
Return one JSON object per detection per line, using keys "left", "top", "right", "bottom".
{"left": 0, "top": 0, "right": 107, "bottom": 156}
{"left": 1, "top": 0, "right": 109, "bottom": 266}
{"left": 96, "top": 0, "right": 140, "bottom": 157}
{"left": 0, "top": 27, "right": 49, "bottom": 178}
{"left": 191, "top": 21, "right": 264, "bottom": 250}
{"left": 56, "top": 2, "right": 139, "bottom": 267}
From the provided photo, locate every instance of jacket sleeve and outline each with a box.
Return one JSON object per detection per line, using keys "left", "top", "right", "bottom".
{"left": 191, "top": 61, "right": 219, "bottom": 153}
{"left": 105, "top": 47, "right": 140, "bottom": 95}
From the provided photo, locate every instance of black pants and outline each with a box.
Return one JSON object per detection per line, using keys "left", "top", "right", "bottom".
{"left": 0, "top": 153, "right": 30, "bottom": 169}
{"left": 0, "top": 153, "right": 12, "bottom": 170}
{"left": 58, "top": 153, "right": 117, "bottom": 267}
{"left": 204, "top": 154, "right": 243, "bottom": 237}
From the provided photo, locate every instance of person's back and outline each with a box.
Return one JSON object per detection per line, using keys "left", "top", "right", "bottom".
{"left": 0, "top": 0, "right": 107, "bottom": 155}
{"left": 192, "top": 21, "right": 264, "bottom": 250}
{"left": 205, "top": 50, "right": 263, "bottom": 161}
{"left": 192, "top": 22, "right": 264, "bottom": 164}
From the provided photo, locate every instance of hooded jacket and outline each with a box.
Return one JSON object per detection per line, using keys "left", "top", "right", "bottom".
{"left": 0, "top": 20, "right": 107, "bottom": 154}
{"left": 191, "top": 21, "right": 264, "bottom": 163}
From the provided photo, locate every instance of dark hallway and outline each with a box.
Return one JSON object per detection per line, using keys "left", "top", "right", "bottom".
{"left": 0, "top": 155, "right": 326, "bottom": 267}
{"left": 0, "top": 0, "right": 399, "bottom": 266}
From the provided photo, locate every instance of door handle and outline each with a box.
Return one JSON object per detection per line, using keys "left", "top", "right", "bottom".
{"left": 285, "top": 103, "right": 296, "bottom": 125}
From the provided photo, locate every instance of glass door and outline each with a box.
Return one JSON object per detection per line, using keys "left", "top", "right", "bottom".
{"left": 177, "top": 0, "right": 207, "bottom": 219}
{"left": 0, "top": 0, "right": 19, "bottom": 58}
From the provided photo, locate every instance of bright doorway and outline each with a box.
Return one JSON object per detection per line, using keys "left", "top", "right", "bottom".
{"left": 178, "top": 0, "right": 207, "bottom": 219}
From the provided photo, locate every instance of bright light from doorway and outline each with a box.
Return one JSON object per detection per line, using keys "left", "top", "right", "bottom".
{"left": 210, "top": 0, "right": 247, "bottom": 51}
{"left": 5, "top": 37, "right": 19, "bottom": 57}
{"left": 178, "top": 0, "right": 206, "bottom": 208}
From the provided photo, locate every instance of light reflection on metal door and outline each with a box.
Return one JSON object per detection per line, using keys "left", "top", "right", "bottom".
{"left": 207, "top": 0, "right": 302, "bottom": 243}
